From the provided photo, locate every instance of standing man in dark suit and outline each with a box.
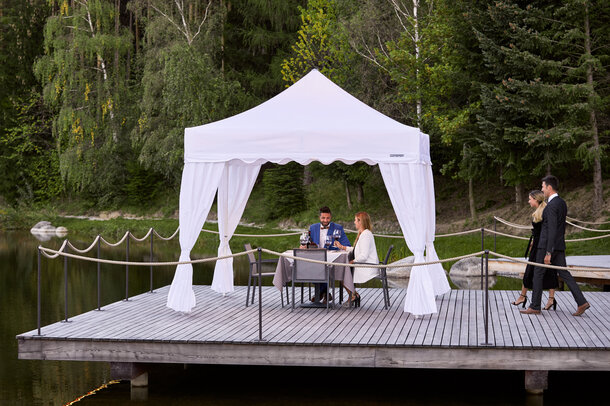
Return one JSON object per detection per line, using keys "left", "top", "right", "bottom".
{"left": 521, "top": 175, "right": 590, "bottom": 316}
{"left": 302, "top": 206, "right": 351, "bottom": 301}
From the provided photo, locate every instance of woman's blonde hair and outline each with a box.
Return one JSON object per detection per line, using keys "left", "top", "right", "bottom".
{"left": 354, "top": 212, "right": 373, "bottom": 245}
{"left": 530, "top": 190, "right": 546, "bottom": 223}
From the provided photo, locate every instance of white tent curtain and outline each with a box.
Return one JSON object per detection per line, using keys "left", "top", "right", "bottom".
{"left": 379, "top": 163, "right": 438, "bottom": 316}
{"left": 211, "top": 161, "right": 261, "bottom": 295}
{"left": 424, "top": 165, "right": 451, "bottom": 296}
{"left": 167, "top": 162, "right": 225, "bottom": 312}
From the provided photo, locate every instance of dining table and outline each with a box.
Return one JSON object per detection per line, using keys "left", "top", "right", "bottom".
{"left": 272, "top": 249, "right": 355, "bottom": 306}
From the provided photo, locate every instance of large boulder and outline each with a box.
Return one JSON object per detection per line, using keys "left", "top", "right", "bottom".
{"left": 386, "top": 256, "right": 415, "bottom": 278}
{"left": 449, "top": 257, "right": 496, "bottom": 277}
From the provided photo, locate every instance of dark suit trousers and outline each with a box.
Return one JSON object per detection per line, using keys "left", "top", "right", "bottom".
{"left": 531, "top": 248, "right": 586, "bottom": 310}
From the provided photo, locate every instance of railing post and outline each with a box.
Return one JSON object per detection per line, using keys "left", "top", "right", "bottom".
{"left": 125, "top": 232, "right": 130, "bottom": 301}
{"left": 256, "top": 247, "right": 265, "bottom": 342}
{"left": 63, "top": 243, "right": 69, "bottom": 322}
{"left": 97, "top": 237, "right": 101, "bottom": 311}
{"left": 149, "top": 230, "right": 154, "bottom": 293}
{"left": 480, "top": 228, "right": 485, "bottom": 290}
{"left": 37, "top": 247, "right": 41, "bottom": 336}
{"left": 481, "top": 250, "right": 492, "bottom": 346}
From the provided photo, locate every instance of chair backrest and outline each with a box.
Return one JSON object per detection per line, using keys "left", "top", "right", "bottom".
{"left": 244, "top": 243, "right": 256, "bottom": 266}
{"left": 382, "top": 245, "right": 394, "bottom": 265}
{"left": 293, "top": 249, "right": 328, "bottom": 282}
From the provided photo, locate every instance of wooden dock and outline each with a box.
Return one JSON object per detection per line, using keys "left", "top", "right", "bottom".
{"left": 17, "top": 285, "right": 610, "bottom": 377}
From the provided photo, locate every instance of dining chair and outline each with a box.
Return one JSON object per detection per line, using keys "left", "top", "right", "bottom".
{"left": 244, "top": 243, "right": 284, "bottom": 307}
{"left": 292, "top": 248, "right": 334, "bottom": 311}
{"left": 373, "top": 245, "right": 394, "bottom": 310}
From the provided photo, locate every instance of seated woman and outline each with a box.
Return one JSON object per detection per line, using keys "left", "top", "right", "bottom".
{"left": 334, "top": 211, "right": 379, "bottom": 307}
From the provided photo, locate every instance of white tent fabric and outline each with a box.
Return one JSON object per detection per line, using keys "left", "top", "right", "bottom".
{"left": 167, "top": 69, "right": 450, "bottom": 315}
{"left": 167, "top": 162, "right": 224, "bottom": 312}
{"left": 211, "top": 162, "right": 261, "bottom": 294}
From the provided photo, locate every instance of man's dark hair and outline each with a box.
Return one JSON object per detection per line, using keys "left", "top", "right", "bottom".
{"left": 319, "top": 206, "right": 331, "bottom": 215}
{"left": 542, "top": 175, "right": 559, "bottom": 191}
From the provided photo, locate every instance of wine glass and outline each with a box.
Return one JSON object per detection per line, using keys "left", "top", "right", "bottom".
{"left": 333, "top": 229, "right": 341, "bottom": 246}
{"left": 300, "top": 232, "right": 309, "bottom": 246}
{"left": 324, "top": 235, "right": 333, "bottom": 249}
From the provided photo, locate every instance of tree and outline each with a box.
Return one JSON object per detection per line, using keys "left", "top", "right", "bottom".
{"left": 552, "top": 0, "right": 608, "bottom": 215}
{"left": 34, "top": 0, "right": 135, "bottom": 203}
{"left": 130, "top": 0, "right": 252, "bottom": 186}
{"left": 281, "top": 0, "right": 355, "bottom": 86}
{"left": 223, "top": 0, "right": 305, "bottom": 100}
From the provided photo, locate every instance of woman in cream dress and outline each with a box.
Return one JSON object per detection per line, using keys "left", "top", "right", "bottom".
{"left": 334, "top": 212, "right": 379, "bottom": 307}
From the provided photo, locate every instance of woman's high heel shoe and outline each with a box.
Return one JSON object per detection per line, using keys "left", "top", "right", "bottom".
{"left": 512, "top": 294, "right": 528, "bottom": 308}
{"left": 354, "top": 292, "right": 361, "bottom": 308}
{"left": 544, "top": 297, "right": 557, "bottom": 311}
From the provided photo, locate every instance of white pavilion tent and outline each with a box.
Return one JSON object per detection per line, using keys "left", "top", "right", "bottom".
{"left": 166, "top": 69, "right": 450, "bottom": 316}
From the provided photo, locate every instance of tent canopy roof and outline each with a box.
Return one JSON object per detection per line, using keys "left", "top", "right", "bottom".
{"left": 184, "top": 70, "right": 430, "bottom": 166}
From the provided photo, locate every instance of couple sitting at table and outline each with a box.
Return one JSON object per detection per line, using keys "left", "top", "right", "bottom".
{"left": 303, "top": 206, "right": 379, "bottom": 307}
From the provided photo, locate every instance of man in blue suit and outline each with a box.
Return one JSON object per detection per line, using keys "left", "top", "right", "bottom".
{"left": 303, "top": 206, "right": 351, "bottom": 302}
{"left": 308, "top": 206, "right": 351, "bottom": 250}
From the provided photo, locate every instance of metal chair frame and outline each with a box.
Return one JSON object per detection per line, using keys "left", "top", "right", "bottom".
{"left": 244, "top": 243, "right": 285, "bottom": 307}
{"left": 292, "top": 249, "right": 335, "bottom": 311}
{"left": 373, "top": 245, "right": 393, "bottom": 309}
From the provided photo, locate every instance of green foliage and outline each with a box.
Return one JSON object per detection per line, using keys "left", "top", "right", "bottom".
{"left": 124, "top": 161, "right": 165, "bottom": 206}
{"left": 281, "top": 0, "right": 355, "bottom": 85}
{"left": 262, "top": 163, "right": 305, "bottom": 219}
{"left": 224, "top": 0, "right": 305, "bottom": 99}
{"left": 133, "top": 5, "right": 253, "bottom": 186}
{"left": 34, "top": 0, "right": 135, "bottom": 203}
{"left": 0, "top": 92, "right": 63, "bottom": 204}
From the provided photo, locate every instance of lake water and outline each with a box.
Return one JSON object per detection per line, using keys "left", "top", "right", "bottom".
{"left": 1, "top": 231, "right": 607, "bottom": 405}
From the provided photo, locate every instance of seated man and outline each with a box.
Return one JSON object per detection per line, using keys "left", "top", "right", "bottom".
{"left": 302, "top": 206, "right": 351, "bottom": 301}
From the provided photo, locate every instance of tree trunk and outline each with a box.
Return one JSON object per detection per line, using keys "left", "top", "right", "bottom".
{"left": 303, "top": 165, "right": 313, "bottom": 186}
{"left": 345, "top": 180, "right": 353, "bottom": 210}
{"left": 469, "top": 178, "right": 477, "bottom": 221}
{"left": 515, "top": 184, "right": 523, "bottom": 208}
{"left": 584, "top": 2, "right": 603, "bottom": 215}
{"left": 413, "top": 0, "right": 422, "bottom": 128}
{"left": 356, "top": 183, "right": 364, "bottom": 203}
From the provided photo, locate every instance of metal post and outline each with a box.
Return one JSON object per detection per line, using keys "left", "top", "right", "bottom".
{"left": 149, "top": 230, "right": 154, "bottom": 293}
{"left": 481, "top": 250, "right": 493, "bottom": 346}
{"left": 256, "top": 247, "right": 265, "bottom": 342}
{"left": 97, "top": 237, "right": 101, "bottom": 310}
{"left": 64, "top": 244, "right": 69, "bottom": 322}
{"left": 480, "top": 228, "right": 484, "bottom": 290}
{"left": 37, "top": 248, "right": 41, "bottom": 336}
{"left": 125, "top": 232, "right": 130, "bottom": 301}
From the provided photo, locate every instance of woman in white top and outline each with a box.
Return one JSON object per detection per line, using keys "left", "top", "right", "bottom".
{"left": 334, "top": 211, "right": 379, "bottom": 307}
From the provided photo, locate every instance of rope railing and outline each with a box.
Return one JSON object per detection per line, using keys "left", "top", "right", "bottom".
{"left": 495, "top": 215, "right": 610, "bottom": 232}
{"left": 567, "top": 216, "right": 610, "bottom": 225}
{"left": 38, "top": 243, "right": 610, "bottom": 273}
{"left": 493, "top": 216, "right": 532, "bottom": 230}
{"left": 566, "top": 220, "right": 610, "bottom": 232}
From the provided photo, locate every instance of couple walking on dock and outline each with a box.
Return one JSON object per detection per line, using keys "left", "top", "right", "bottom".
{"left": 513, "top": 175, "right": 591, "bottom": 316}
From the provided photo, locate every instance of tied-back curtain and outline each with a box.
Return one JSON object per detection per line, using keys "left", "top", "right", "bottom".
{"left": 379, "top": 163, "right": 438, "bottom": 315}
{"left": 211, "top": 161, "right": 261, "bottom": 294}
{"left": 167, "top": 162, "right": 225, "bottom": 312}
{"left": 424, "top": 165, "right": 451, "bottom": 296}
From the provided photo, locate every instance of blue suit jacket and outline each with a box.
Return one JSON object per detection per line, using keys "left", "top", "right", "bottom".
{"left": 309, "top": 222, "right": 351, "bottom": 250}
